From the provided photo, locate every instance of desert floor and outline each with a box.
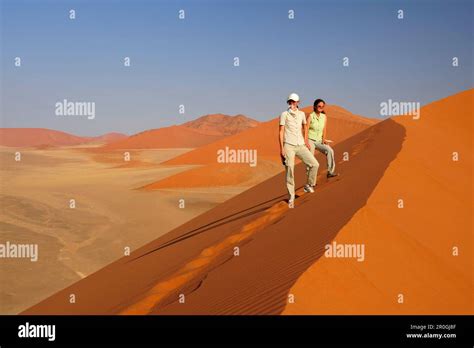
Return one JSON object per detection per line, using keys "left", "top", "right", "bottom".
{"left": 0, "top": 146, "right": 244, "bottom": 314}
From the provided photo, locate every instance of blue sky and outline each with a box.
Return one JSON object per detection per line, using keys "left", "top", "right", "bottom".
{"left": 1, "top": 0, "right": 472, "bottom": 136}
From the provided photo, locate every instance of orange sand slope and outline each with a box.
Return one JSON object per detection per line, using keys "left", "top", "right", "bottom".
{"left": 0, "top": 128, "right": 127, "bottom": 147}
{"left": 23, "top": 90, "right": 472, "bottom": 315}
{"left": 283, "top": 89, "right": 473, "bottom": 315}
{"left": 144, "top": 105, "right": 376, "bottom": 189}
{"left": 101, "top": 114, "right": 259, "bottom": 150}
{"left": 140, "top": 161, "right": 281, "bottom": 190}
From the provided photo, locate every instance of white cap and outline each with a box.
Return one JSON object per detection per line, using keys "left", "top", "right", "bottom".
{"left": 287, "top": 93, "right": 300, "bottom": 102}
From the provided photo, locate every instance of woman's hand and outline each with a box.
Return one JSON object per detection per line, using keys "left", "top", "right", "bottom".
{"left": 280, "top": 147, "right": 286, "bottom": 165}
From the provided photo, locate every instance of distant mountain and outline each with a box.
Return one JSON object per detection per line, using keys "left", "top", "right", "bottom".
{"left": 181, "top": 114, "right": 259, "bottom": 136}
{"left": 100, "top": 113, "right": 259, "bottom": 150}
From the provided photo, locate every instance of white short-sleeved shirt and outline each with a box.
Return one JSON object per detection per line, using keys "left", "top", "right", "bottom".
{"left": 279, "top": 108, "right": 306, "bottom": 146}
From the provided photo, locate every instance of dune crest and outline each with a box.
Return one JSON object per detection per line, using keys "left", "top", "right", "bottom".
{"left": 182, "top": 113, "right": 259, "bottom": 136}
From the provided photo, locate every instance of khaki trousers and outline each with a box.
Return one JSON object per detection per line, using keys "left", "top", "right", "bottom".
{"left": 309, "top": 140, "right": 336, "bottom": 175}
{"left": 283, "top": 143, "right": 319, "bottom": 200}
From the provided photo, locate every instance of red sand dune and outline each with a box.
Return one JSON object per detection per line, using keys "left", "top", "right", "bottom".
{"left": 143, "top": 105, "right": 377, "bottom": 189}
{"left": 0, "top": 128, "right": 89, "bottom": 147}
{"left": 99, "top": 125, "right": 225, "bottom": 150}
{"left": 101, "top": 114, "right": 259, "bottom": 150}
{"left": 22, "top": 89, "right": 472, "bottom": 315}
{"left": 182, "top": 114, "right": 259, "bottom": 136}
{"left": 0, "top": 128, "right": 127, "bottom": 147}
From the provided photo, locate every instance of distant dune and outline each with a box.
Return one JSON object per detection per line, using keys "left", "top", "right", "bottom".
{"left": 182, "top": 114, "right": 259, "bottom": 136}
{"left": 101, "top": 114, "right": 259, "bottom": 150}
{"left": 99, "top": 125, "right": 223, "bottom": 150}
{"left": 0, "top": 113, "right": 257, "bottom": 150}
{"left": 92, "top": 132, "right": 128, "bottom": 144}
{"left": 144, "top": 105, "right": 377, "bottom": 189}
{"left": 22, "top": 90, "right": 472, "bottom": 315}
{"left": 0, "top": 128, "right": 127, "bottom": 147}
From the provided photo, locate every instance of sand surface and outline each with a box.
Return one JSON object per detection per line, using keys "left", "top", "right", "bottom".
{"left": 22, "top": 108, "right": 400, "bottom": 314}
{"left": 20, "top": 91, "right": 472, "bottom": 315}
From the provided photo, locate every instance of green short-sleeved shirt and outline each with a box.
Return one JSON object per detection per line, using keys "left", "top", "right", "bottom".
{"left": 308, "top": 111, "right": 326, "bottom": 142}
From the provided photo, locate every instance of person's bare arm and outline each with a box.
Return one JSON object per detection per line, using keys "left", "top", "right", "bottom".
{"left": 304, "top": 114, "right": 311, "bottom": 149}
{"left": 323, "top": 117, "right": 328, "bottom": 144}
{"left": 279, "top": 125, "right": 285, "bottom": 157}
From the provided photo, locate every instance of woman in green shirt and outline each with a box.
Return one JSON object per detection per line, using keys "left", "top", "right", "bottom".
{"left": 305, "top": 99, "right": 339, "bottom": 178}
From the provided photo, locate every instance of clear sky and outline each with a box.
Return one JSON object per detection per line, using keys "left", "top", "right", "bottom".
{"left": 1, "top": 0, "right": 472, "bottom": 136}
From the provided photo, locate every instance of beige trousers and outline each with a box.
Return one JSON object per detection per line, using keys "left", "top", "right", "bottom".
{"left": 283, "top": 143, "right": 319, "bottom": 200}
{"left": 309, "top": 140, "right": 336, "bottom": 175}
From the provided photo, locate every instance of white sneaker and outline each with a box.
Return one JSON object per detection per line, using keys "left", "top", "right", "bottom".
{"left": 288, "top": 197, "right": 295, "bottom": 208}
{"left": 304, "top": 184, "right": 314, "bottom": 193}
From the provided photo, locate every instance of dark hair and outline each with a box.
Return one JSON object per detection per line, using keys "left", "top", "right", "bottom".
{"left": 313, "top": 99, "right": 326, "bottom": 114}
